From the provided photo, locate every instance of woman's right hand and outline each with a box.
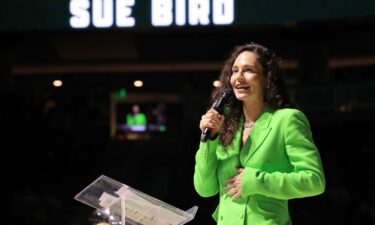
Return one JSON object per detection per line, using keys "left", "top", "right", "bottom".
{"left": 199, "top": 108, "right": 225, "bottom": 137}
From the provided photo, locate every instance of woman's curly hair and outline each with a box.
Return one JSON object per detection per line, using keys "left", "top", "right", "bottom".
{"left": 210, "top": 42, "right": 288, "bottom": 147}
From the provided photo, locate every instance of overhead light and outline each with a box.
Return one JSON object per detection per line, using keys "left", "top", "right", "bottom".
{"left": 213, "top": 80, "right": 221, "bottom": 87}
{"left": 134, "top": 80, "right": 143, "bottom": 87}
{"left": 53, "top": 79, "right": 63, "bottom": 87}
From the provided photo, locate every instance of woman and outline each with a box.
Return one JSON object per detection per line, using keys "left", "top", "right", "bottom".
{"left": 194, "top": 42, "right": 325, "bottom": 225}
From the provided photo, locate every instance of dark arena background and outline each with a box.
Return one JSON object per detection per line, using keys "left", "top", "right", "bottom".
{"left": 1, "top": 1, "right": 375, "bottom": 225}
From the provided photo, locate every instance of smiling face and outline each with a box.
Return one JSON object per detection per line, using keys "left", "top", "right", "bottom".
{"left": 230, "top": 51, "right": 265, "bottom": 104}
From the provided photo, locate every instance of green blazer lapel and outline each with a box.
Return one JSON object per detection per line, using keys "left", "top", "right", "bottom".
{"left": 245, "top": 107, "right": 273, "bottom": 163}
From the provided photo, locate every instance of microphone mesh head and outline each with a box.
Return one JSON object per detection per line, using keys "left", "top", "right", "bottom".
{"left": 214, "top": 88, "right": 233, "bottom": 114}
{"left": 222, "top": 88, "right": 233, "bottom": 100}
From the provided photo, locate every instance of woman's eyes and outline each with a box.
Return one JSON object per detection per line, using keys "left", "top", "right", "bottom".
{"left": 244, "top": 68, "right": 255, "bottom": 73}
{"left": 231, "top": 68, "right": 253, "bottom": 74}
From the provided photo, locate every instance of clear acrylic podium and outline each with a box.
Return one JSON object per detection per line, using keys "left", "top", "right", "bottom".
{"left": 74, "top": 175, "right": 198, "bottom": 225}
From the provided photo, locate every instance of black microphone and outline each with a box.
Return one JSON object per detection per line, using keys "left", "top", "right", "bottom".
{"left": 200, "top": 89, "right": 233, "bottom": 143}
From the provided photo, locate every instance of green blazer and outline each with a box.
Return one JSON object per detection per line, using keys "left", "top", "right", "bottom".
{"left": 194, "top": 107, "right": 325, "bottom": 225}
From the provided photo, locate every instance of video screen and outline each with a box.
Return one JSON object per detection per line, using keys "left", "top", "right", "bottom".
{"left": 110, "top": 92, "right": 180, "bottom": 141}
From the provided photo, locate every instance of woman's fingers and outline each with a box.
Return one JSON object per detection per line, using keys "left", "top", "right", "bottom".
{"left": 225, "top": 167, "right": 244, "bottom": 201}
{"left": 200, "top": 110, "right": 224, "bottom": 132}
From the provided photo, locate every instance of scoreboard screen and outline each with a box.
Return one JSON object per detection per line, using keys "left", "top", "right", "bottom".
{"left": 0, "top": 0, "right": 374, "bottom": 31}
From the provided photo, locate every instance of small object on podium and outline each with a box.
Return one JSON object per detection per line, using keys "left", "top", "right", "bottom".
{"left": 74, "top": 175, "right": 198, "bottom": 225}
